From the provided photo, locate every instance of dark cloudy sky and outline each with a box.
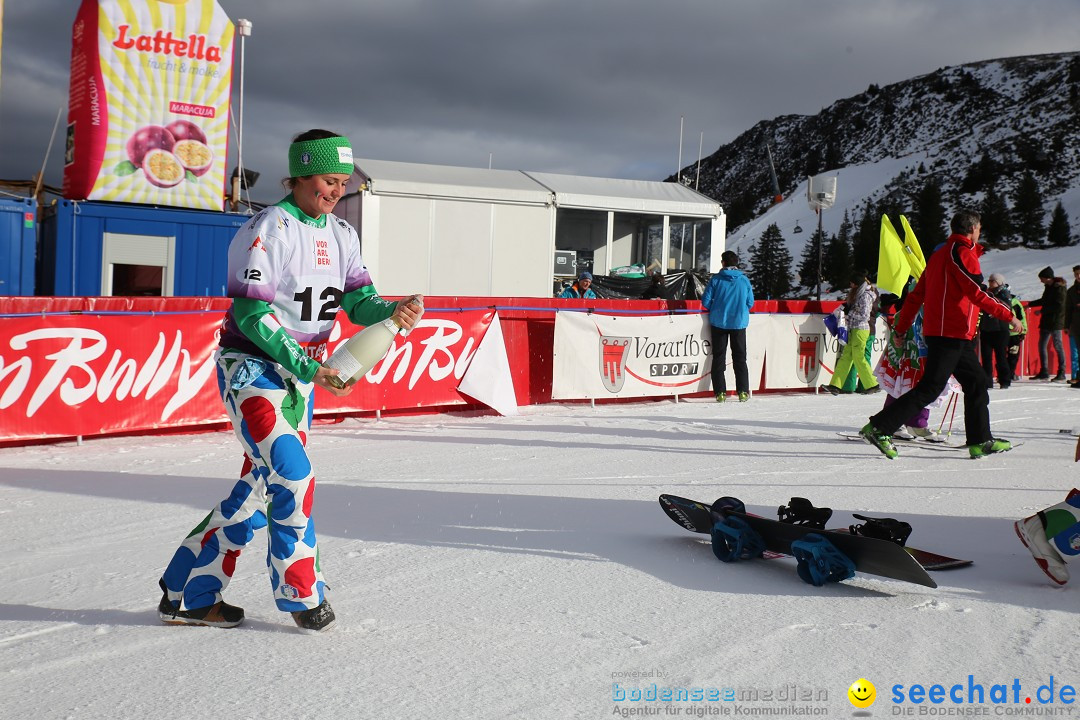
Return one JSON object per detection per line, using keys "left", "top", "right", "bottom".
{"left": 2, "top": 0, "right": 1079, "bottom": 204}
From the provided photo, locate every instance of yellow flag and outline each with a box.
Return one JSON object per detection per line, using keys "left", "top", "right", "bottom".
{"left": 877, "top": 215, "right": 908, "bottom": 296}
{"left": 899, "top": 215, "right": 926, "bottom": 279}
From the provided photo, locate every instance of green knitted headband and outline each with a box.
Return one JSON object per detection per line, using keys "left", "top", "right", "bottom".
{"left": 288, "top": 136, "right": 354, "bottom": 177}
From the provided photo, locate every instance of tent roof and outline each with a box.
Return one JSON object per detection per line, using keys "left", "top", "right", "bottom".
{"left": 524, "top": 171, "right": 721, "bottom": 218}
{"left": 353, "top": 158, "right": 552, "bottom": 206}
{"left": 351, "top": 158, "right": 722, "bottom": 217}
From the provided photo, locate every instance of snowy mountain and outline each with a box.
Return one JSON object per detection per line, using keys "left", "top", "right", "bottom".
{"left": 678, "top": 52, "right": 1080, "bottom": 301}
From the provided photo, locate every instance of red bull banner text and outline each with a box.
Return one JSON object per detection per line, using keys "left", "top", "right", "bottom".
{"left": 0, "top": 298, "right": 507, "bottom": 443}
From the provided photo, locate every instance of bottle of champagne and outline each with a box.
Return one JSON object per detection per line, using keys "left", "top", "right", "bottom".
{"left": 323, "top": 317, "right": 403, "bottom": 389}
{"left": 322, "top": 295, "right": 424, "bottom": 389}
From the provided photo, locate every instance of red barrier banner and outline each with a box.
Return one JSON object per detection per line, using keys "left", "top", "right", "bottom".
{"left": 0, "top": 311, "right": 222, "bottom": 441}
{"left": 319, "top": 310, "right": 495, "bottom": 413}
{"left": 0, "top": 307, "right": 498, "bottom": 442}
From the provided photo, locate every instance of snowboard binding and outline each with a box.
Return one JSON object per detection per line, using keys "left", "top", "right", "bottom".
{"left": 777, "top": 497, "right": 833, "bottom": 529}
{"left": 849, "top": 514, "right": 913, "bottom": 547}
{"left": 791, "top": 534, "right": 856, "bottom": 586}
{"left": 710, "top": 515, "right": 766, "bottom": 563}
{"left": 711, "top": 496, "right": 747, "bottom": 516}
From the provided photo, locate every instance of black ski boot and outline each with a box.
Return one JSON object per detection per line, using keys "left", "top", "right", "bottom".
{"left": 292, "top": 600, "right": 336, "bottom": 632}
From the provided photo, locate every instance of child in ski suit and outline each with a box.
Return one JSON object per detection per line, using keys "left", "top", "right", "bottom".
{"left": 821, "top": 271, "right": 880, "bottom": 395}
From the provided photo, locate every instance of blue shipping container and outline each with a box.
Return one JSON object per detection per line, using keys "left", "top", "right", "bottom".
{"left": 0, "top": 196, "right": 38, "bottom": 296}
{"left": 40, "top": 200, "right": 251, "bottom": 297}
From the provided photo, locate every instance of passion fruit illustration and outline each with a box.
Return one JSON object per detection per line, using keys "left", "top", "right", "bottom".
{"left": 173, "top": 139, "right": 214, "bottom": 177}
{"left": 142, "top": 148, "right": 185, "bottom": 188}
{"left": 165, "top": 119, "right": 208, "bottom": 145}
{"left": 126, "top": 125, "right": 176, "bottom": 166}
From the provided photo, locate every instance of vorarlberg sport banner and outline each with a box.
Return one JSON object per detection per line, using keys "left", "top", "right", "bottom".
{"left": 551, "top": 312, "right": 731, "bottom": 400}
{"left": 62, "top": 0, "right": 234, "bottom": 210}
{"left": 552, "top": 311, "right": 860, "bottom": 399}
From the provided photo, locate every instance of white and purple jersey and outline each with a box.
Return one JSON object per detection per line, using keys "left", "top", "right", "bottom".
{"left": 219, "top": 197, "right": 376, "bottom": 366}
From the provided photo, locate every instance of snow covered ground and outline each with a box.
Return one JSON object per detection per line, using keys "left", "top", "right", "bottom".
{"left": 2, "top": 382, "right": 1079, "bottom": 719}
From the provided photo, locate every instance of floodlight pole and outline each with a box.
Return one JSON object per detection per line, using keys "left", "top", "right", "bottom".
{"left": 816, "top": 205, "right": 824, "bottom": 301}
{"left": 234, "top": 18, "right": 252, "bottom": 212}
{"left": 676, "top": 116, "right": 684, "bottom": 184}
{"left": 807, "top": 174, "right": 837, "bottom": 301}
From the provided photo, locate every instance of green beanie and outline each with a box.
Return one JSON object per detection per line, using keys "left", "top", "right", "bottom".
{"left": 288, "top": 136, "right": 354, "bottom": 177}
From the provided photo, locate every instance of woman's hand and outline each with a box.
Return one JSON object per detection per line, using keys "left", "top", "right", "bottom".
{"left": 391, "top": 294, "right": 425, "bottom": 331}
{"left": 313, "top": 366, "right": 354, "bottom": 396}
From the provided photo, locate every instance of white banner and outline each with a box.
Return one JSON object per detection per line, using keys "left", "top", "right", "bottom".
{"left": 457, "top": 312, "right": 519, "bottom": 416}
{"left": 552, "top": 312, "right": 757, "bottom": 400}
{"left": 552, "top": 312, "right": 887, "bottom": 400}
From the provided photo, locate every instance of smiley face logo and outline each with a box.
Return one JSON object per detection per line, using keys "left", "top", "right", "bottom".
{"left": 848, "top": 678, "right": 876, "bottom": 709}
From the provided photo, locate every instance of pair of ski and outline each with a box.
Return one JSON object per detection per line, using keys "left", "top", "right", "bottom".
{"left": 837, "top": 432, "right": 1028, "bottom": 455}
{"left": 836, "top": 432, "right": 964, "bottom": 451}
{"left": 659, "top": 494, "right": 971, "bottom": 588}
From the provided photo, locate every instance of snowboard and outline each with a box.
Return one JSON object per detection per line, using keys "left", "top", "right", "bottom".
{"left": 660, "top": 494, "right": 970, "bottom": 571}
{"left": 659, "top": 494, "right": 939, "bottom": 586}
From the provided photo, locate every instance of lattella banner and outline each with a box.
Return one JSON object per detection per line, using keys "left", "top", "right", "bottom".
{"left": 62, "top": 0, "right": 235, "bottom": 210}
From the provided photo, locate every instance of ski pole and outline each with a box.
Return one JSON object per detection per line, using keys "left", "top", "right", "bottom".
{"left": 935, "top": 392, "right": 956, "bottom": 434}
{"left": 944, "top": 391, "right": 959, "bottom": 440}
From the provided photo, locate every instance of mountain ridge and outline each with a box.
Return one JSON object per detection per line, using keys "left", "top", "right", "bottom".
{"left": 678, "top": 51, "right": 1080, "bottom": 242}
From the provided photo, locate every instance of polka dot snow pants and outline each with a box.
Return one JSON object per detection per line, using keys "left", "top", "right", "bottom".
{"left": 161, "top": 354, "right": 327, "bottom": 613}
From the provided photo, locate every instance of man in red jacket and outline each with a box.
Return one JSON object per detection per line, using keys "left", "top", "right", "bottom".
{"left": 859, "top": 209, "right": 1024, "bottom": 459}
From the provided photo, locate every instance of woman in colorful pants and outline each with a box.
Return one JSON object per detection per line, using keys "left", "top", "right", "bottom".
{"left": 158, "top": 130, "right": 422, "bottom": 631}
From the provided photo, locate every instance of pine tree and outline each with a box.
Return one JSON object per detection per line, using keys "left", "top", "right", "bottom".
{"left": 824, "top": 211, "right": 854, "bottom": 291}
{"left": 912, "top": 176, "right": 947, "bottom": 250}
{"left": 852, "top": 204, "right": 878, "bottom": 277}
{"left": 980, "top": 185, "right": 1013, "bottom": 248}
{"left": 1012, "top": 171, "right": 1046, "bottom": 247}
{"left": 1047, "top": 202, "right": 1073, "bottom": 247}
{"left": 798, "top": 227, "right": 827, "bottom": 292}
{"left": 960, "top": 151, "right": 999, "bottom": 194}
{"left": 747, "top": 223, "right": 794, "bottom": 300}
{"left": 805, "top": 146, "right": 822, "bottom": 178}
{"left": 824, "top": 140, "right": 843, "bottom": 171}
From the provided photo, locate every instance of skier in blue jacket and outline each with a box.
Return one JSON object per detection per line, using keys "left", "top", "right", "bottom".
{"left": 702, "top": 251, "right": 755, "bottom": 402}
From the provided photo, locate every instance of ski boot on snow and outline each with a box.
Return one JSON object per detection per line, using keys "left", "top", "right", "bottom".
{"left": 908, "top": 426, "right": 946, "bottom": 443}
{"left": 158, "top": 579, "right": 245, "bottom": 628}
{"left": 859, "top": 423, "right": 898, "bottom": 459}
{"left": 968, "top": 438, "right": 1012, "bottom": 459}
{"left": 292, "top": 599, "right": 337, "bottom": 632}
{"left": 1014, "top": 489, "right": 1080, "bottom": 586}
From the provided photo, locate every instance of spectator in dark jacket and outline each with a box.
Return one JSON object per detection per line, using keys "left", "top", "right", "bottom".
{"left": 1028, "top": 266, "right": 1067, "bottom": 381}
{"left": 1006, "top": 288, "right": 1027, "bottom": 384}
{"left": 641, "top": 272, "right": 668, "bottom": 300}
{"left": 979, "top": 273, "right": 1015, "bottom": 389}
{"left": 1066, "top": 265, "right": 1080, "bottom": 386}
